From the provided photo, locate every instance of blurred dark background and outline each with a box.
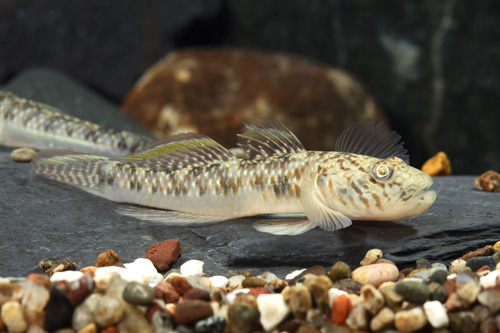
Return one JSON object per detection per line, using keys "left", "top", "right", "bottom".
{"left": 1, "top": 0, "right": 498, "bottom": 174}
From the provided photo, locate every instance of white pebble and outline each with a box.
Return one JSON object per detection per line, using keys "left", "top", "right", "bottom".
{"left": 226, "top": 275, "right": 246, "bottom": 292}
{"left": 95, "top": 266, "right": 145, "bottom": 284}
{"left": 328, "top": 287, "right": 348, "bottom": 308}
{"left": 180, "top": 260, "right": 204, "bottom": 276}
{"left": 1, "top": 301, "right": 28, "bottom": 332}
{"left": 210, "top": 275, "right": 229, "bottom": 288}
{"left": 258, "top": 271, "right": 279, "bottom": 283}
{"left": 424, "top": 301, "right": 449, "bottom": 328}
{"left": 226, "top": 288, "right": 251, "bottom": 304}
{"left": 480, "top": 270, "right": 500, "bottom": 289}
{"left": 257, "top": 294, "right": 291, "bottom": 331}
{"left": 285, "top": 269, "right": 306, "bottom": 280}
{"left": 50, "top": 271, "right": 83, "bottom": 283}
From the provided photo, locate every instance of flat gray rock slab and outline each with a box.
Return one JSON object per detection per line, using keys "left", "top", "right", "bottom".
{"left": 1, "top": 151, "right": 498, "bottom": 278}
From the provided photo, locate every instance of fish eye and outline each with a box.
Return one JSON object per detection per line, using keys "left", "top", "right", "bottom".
{"left": 373, "top": 164, "right": 393, "bottom": 180}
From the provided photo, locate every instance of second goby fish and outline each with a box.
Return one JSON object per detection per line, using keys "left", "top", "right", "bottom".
{"left": 0, "top": 91, "right": 153, "bottom": 156}
{"left": 31, "top": 118, "right": 436, "bottom": 235}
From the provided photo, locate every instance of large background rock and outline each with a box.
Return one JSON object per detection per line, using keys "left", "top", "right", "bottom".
{"left": 121, "top": 48, "right": 385, "bottom": 150}
{"left": 1, "top": 70, "right": 499, "bottom": 278}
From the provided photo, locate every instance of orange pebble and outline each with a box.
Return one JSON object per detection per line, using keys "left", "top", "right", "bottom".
{"left": 421, "top": 152, "right": 451, "bottom": 176}
{"left": 100, "top": 326, "right": 119, "bottom": 333}
{"left": 80, "top": 266, "right": 98, "bottom": 277}
{"left": 26, "top": 273, "right": 51, "bottom": 289}
{"left": 329, "top": 294, "right": 351, "bottom": 324}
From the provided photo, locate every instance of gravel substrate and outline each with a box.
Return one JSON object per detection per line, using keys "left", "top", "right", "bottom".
{"left": 1, "top": 240, "right": 500, "bottom": 332}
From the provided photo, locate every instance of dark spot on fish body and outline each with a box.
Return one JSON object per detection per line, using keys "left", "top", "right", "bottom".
{"left": 372, "top": 193, "right": 383, "bottom": 210}
{"left": 358, "top": 167, "right": 366, "bottom": 172}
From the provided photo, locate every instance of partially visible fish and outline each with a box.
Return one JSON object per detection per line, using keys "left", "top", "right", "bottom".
{"left": 31, "top": 118, "right": 437, "bottom": 235}
{"left": 0, "top": 91, "right": 153, "bottom": 156}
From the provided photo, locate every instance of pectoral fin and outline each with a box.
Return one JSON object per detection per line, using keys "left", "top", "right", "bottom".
{"left": 301, "top": 171, "right": 352, "bottom": 231}
{"left": 253, "top": 218, "right": 315, "bottom": 235}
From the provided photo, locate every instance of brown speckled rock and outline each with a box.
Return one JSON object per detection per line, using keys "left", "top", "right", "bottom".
{"left": 96, "top": 249, "right": 120, "bottom": 268}
{"left": 122, "top": 48, "right": 387, "bottom": 150}
{"left": 145, "top": 239, "right": 182, "bottom": 271}
{"left": 474, "top": 170, "right": 500, "bottom": 192}
{"left": 174, "top": 300, "right": 213, "bottom": 325}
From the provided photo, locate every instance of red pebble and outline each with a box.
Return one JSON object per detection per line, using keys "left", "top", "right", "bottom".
{"left": 443, "top": 278, "right": 456, "bottom": 296}
{"left": 329, "top": 294, "right": 351, "bottom": 325}
{"left": 80, "top": 266, "right": 97, "bottom": 277}
{"left": 476, "top": 265, "right": 492, "bottom": 273}
{"left": 183, "top": 288, "right": 211, "bottom": 301}
{"left": 174, "top": 300, "right": 213, "bottom": 325}
{"left": 26, "top": 273, "right": 51, "bottom": 289}
{"left": 169, "top": 276, "right": 192, "bottom": 296}
{"left": 247, "top": 287, "right": 272, "bottom": 298}
{"left": 101, "top": 326, "right": 119, "bottom": 333}
{"left": 145, "top": 239, "right": 182, "bottom": 271}
{"left": 154, "top": 281, "right": 180, "bottom": 304}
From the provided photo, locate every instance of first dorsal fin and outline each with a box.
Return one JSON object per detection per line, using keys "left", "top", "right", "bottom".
{"left": 237, "top": 118, "right": 305, "bottom": 159}
{"left": 120, "top": 133, "right": 235, "bottom": 170}
{"left": 335, "top": 119, "right": 410, "bottom": 164}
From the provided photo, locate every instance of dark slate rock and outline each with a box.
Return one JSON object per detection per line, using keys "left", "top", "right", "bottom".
{"left": 1, "top": 70, "right": 500, "bottom": 279}
{"left": 466, "top": 256, "right": 497, "bottom": 272}
{"left": 429, "top": 269, "right": 448, "bottom": 285}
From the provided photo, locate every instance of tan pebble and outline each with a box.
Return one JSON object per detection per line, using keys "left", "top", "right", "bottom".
{"left": 51, "top": 259, "right": 78, "bottom": 275}
{"left": 380, "top": 287, "right": 403, "bottom": 308}
{"left": 394, "top": 306, "right": 427, "bottom": 332}
{"left": 10, "top": 147, "right": 37, "bottom": 162}
{"left": 0, "top": 283, "right": 24, "bottom": 304}
{"left": 493, "top": 241, "right": 500, "bottom": 253}
{"left": 352, "top": 263, "right": 399, "bottom": 288}
{"left": 77, "top": 322, "right": 98, "bottom": 333}
{"left": 370, "top": 307, "right": 394, "bottom": 332}
{"left": 345, "top": 301, "right": 368, "bottom": 330}
{"left": 360, "top": 284, "right": 384, "bottom": 315}
{"left": 378, "top": 281, "right": 395, "bottom": 290}
{"left": 449, "top": 259, "right": 467, "bottom": 273}
{"left": 39, "top": 257, "right": 59, "bottom": 274}
{"left": 96, "top": 249, "right": 120, "bottom": 267}
{"left": 268, "top": 278, "right": 288, "bottom": 293}
{"left": 1, "top": 301, "right": 28, "bottom": 332}
{"left": 242, "top": 276, "right": 267, "bottom": 288}
{"left": 360, "top": 249, "right": 383, "bottom": 266}
{"left": 474, "top": 170, "right": 500, "bottom": 192}
{"left": 303, "top": 275, "right": 332, "bottom": 313}
{"left": 421, "top": 151, "right": 451, "bottom": 176}
{"left": 282, "top": 285, "right": 312, "bottom": 320}
{"left": 460, "top": 245, "right": 494, "bottom": 261}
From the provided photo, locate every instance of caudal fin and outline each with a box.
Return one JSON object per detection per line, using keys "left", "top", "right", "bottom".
{"left": 31, "top": 149, "right": 109, "bottom": 190}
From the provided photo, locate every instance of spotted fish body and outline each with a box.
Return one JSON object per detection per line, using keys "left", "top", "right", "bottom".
{"left": 31, "top": 119, "right": 436, "bottom": 235}
{"left": 0, "top": 91, "right": 153, "bottom": 156}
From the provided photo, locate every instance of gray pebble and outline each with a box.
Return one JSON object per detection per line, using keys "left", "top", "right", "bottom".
{"left": 195, "top": 316, "right": 226, "bottom": 333}
{"left": 466, "top": 256, "right": 497, "bottom": 272}
{"left": 430, "top": 269, "right": 448, "bottom": 284}
{"left": 122, "top": 281, "right": 156, "bottom": 306}
{"left": 416, "top": 258, "right": 431, "bottom": 269}
{"left": 395, "top": 280, "right": 430, "bottom": 304}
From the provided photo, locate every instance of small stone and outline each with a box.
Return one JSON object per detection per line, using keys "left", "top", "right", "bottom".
{"left": 304, "top": 275, "right": 332, "bottom": 312}
{"left": 415, "top": 258, "right": 431, "bottom": 269}
{"left": 395, "top": 280, "right": 430, "bottom": 303}
{"left": 39, "top": 257, "right": 59, "bottom": 274}
{"left": 44, "top": 285, "right": 74, "bottom": 331}
{"left": 93, "top": 295, "right": 125, "bottom": 328}
{"left": 277, "top": 319, "right": 301, "bottom": 333}
{"left": 1, "top": 300, "right": 28, "bottom": 333}
{"left": 379, "top": 287, "right": 403, "bottom": 308}
{"left": 328, "top": 287, "right": 348, "bottom": 308}
{"left": 227, "top": 301, "right": 260, "bottom": 333}
{"left": 421, "top": 151, "right": 451, "bottom": 176}
{"left": 145, "top": 239, "right": 182, "bottom": 271}
{"left": 257, "top": 272, "right": 279, "bottom": 283}
{"left": 394, "top": 306, "right": 427, "bottom": 332}
{"left": 26, "top": 273, "right": 50, "bottom": 289}
{"left": 449, "top": 258, "right": 467, "bottom": 274}
{"left": 423, "top": 300, "right": 449, "bottom": 329}
{"left": 448, "top": 311, "right": 477, "bottom": 333}
{"left": 77, "top": 322, "right": 98, "bottom": 333}
{"left": 481, "top": 270, "right": 500, "bottom": 289}
{"left": 331, "top": 279, "right": 363, "bottom": 295}
{"left": 460, "top": 245, "right": 495, "bottom": 261}
{"left": 285, "top": 269, "right": 306, "bottom": 280}
{"left": 329, "top": 293, "right": 350, "bottom": 325}
{"left": 474, "top": 170, "right": 500, "bottom": 192}
{"left": 268, "top": 278, "right": 288, "bottom": 293}
{"left": 54, "top": 273, "right": 95, "bottom": 306}
{"left": 429, "top": 269, "right": 448, "bottom": 284}
{"left": 50, "top": 270, "right": 83, "bottom": 283}
{"left": 345, "top": 298, "right": 368, "bottom": 330}
{"left": 51, "top": 259, "right": 78, "bottom": 275}
{"left": 10, "top": 147, "right": 37, "bottom": 162}
{"left": 242, "top": 276, "right": 267, "bottom": 288}
{"left": 194, "top": 315, "right": 226, "bottom": 333}
{"left": 477, "top": 288, "right": 500, "bottom": 313}
{"left": 226, "top": 275, "right": 245, "bottom": 292}
{"left": 174, "top": 300, "right": 213, "bottom": 325}
{"left": 466, "top": 256, "right": 497, "bottom": 272}
{"left": 184, "top": 288, "right": 211, "bottom": 301}
{"left": 429, "top": 284, "right": 448, "bottom": 303}
{"left": 247, "top": 287, "right": 271, "bottom": 299}
{"left": 493, "top": 240, "right": 500, "bottom": 252}
{"left": 209, "top": 276, "right": 228, "bottom": 288}
{"left": 257, "top": 293, "right": 290, "bottom": 331}
{"left": 288, "top": 265, "right": 328, "bottom": 285}
{"left": 0, "top": 283, "right": 24, "bottom": 306}
{"left": 80, "top": 266, "right": 98, "bottom": 277}
{"left": 360, "top": 249, "right": 383, "bottom": 266}
{"left": 122, "top": 281, "right": 156, "bottom": 306}
{"left": 96, "top": 249, "right": 120, "bottom": 268}
{"left": 20, "top": 281, "right": 50, "bottom": 327}
{"left": 154, "top": 281, "right": 180, "bottom": 304}
{"left": 328, "top": 261, "right": 351, "bottom": 282}
{"left": 117, "top": 305, "right": 151, "bottom": 333}
{"left": 169, "top": 276, "right": 193, "bottom": 296}
{"left": 231, "top": 270, "right": 253, "bottom": 278}
{"left": 180, "top": 260, "right": 204, "bottom": 276}
{"left": 407, "top": 268, "right": 429, "bottom": 278}
{"left": 352, "top": 263, "right": 399, "bottom": 288}
{"left": 456, "top": 273, "right": 480, "bottom": 303}
{"left": 369, "top": 307, "right": 394, "bottom": 332}
{"left": 124, "top": 258, "right": 162, "bottom": 285}
{"left": 282, "top": 285, "right": 312, "bottom": 320}
{"left": 360, "top": 284, "right": 384, "bottom": 315}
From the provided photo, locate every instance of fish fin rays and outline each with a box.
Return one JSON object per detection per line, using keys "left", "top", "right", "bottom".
{"left": 120, "top": 133, "right": 236, "bottom": 170}
{"left": 301, "top": 171, "right": 352, "bottom": 231}
{"left": 117, "top": 205, "right": 232, "bottom": 225}
{"left": 252, "top": 218, "right": 314, "bottom": 235}
{"left": 237, "top": 118, "right": 305, "bottom": 159}
{"left": 335, "top": 119, "right": 410, "bottom": 164}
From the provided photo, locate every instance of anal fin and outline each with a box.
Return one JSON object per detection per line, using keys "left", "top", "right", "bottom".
{"left": 253, "top": 218, "right": 314, "bottom": 235}
{"left": 117, "top": 205, "right": 231, "bottom": 226}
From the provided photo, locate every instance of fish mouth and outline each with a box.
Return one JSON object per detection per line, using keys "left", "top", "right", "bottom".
{"left": 411, "top": 186, "right": 437, "bottom": 207}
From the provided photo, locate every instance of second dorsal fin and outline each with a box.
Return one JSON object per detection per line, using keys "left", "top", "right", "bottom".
{"left": 335, "top": 119, "right": 410, "bottom": 164}
{"left": 237, "top": 118, "right": 305, "bottom": 159}
{"left": 120, "top": 133, "right": 235, "bottom": 170}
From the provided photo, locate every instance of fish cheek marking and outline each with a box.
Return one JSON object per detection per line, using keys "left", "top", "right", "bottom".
{"left": 372, "top": 193, "right": 383, "bottom": 211}
{"left": 352, "top": 182, "right": 369, "bottom": 209}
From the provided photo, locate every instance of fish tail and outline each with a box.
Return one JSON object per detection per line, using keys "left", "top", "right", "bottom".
{"left": 31, "top": 149, "right": 109, "bottom": 190}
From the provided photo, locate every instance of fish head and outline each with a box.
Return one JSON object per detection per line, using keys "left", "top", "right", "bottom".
{"left": 320, "top": 154, "right": 436, "bottom": 221}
